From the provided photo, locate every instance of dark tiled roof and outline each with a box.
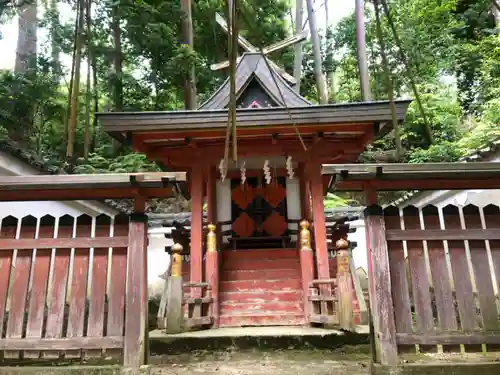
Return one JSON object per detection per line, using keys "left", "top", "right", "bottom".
{"left": 0, "top": 139, "right": 127, "bottom": 213}
{"left": 0, "top": 139, "right": 62, "bottom": 174}
{"left": 147, "top": 207, "right": 365, "bottom": 227}
{"left": 200, "top": 53, "right": 311, "bottom": 109}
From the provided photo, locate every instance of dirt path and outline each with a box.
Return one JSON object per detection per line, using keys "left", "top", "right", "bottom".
{"left": 149, "top": 348, "right": 372, "bottom": 375}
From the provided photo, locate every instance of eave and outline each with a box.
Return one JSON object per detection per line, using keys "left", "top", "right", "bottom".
{"left": 98, "top": 100, "right": 412, "bottom": 140}
{"left": 322, "top": 162, "right": 500, "bottom": 192}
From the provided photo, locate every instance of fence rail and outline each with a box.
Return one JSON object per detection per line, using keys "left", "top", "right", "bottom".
{"left": 366, "top": 203, "right": 500, "bottom": 371}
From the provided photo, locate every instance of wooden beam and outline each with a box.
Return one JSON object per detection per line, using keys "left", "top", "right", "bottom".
{"left": 364, "top": 206, "right": 398, "bottom": 366}
{"left": 136, "top": 123, "right": 372, "bottom": 142}
{"left": 0, "top": 237, "right": 129, "bottom": 250}
{"left": 0, "top": 187, "right": 174, "bottom": 202}
{"left": 396, "top": 332, "right": 500, "bottom": 346}
{"left": 386, "top": 228, "right": 500, "bottom": 241}
{"left": 124, "top": 214, "right": 148, "bottom": 367}
{"left": 332, "top": 178, "right": 500, "bottom": 192}
{"left": 0, "top": 337, "right": 123, "bottom": 350}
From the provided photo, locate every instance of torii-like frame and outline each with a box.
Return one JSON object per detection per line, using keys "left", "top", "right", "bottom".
{"left": 211, "top": 13, "right": 308, "bottom": 85}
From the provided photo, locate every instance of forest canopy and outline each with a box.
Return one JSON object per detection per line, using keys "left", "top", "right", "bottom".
{"left": 0, "top": 0, "right": 499, "bottom": 201}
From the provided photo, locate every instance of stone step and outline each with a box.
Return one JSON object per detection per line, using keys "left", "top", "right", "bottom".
{"left": 220, "top": 278, "right": 302, "bottom": 293}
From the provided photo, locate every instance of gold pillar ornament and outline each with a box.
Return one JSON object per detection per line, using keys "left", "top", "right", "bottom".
{"left": 207, "top": 223, "right": 217, "bottom": 253}
{"left": 171, "top": 242, "right": 183, "bottom": 277}
{"left": 299, "top": 219, "right": 311, "bottom": 250}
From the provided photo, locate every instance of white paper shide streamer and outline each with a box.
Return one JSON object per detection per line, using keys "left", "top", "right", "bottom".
{"left": 263, "top": 159, "right": 271, "bottom": 184}
{"left": 218, "top": 159, "right": 227, "bottom": 181}
{"left": 240, "top": 161, "right": 246, "bottom": 185}
{"left": 286, "top": 156, "right": 294, "bottom": 179}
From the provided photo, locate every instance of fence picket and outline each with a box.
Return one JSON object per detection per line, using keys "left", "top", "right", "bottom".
{"left": 0, "top": 216, "right": 17, "bottom": 361}
{"left": 24, "top": 216, "right": 55, "bottom": 359}
{"left": 384, "top": 207, "right": 413, "bottom": 336}
{"left": 463, "top": 205, "right": 498, "bottom": 331}
{"left": 106, "top": 215, "right": 128, "bottom": 358}
{"left": 422, "top": 206, "right": 457, "bottom": 332}
{"left": 442, "top": 204, "right": 479, "bottom": 354}
{"left": 402, "top": 206, "right": 434, "bottom": 336}
{"left": 86, "top": 215, "right": 111, "bottom": 358}
{"left": 44, "top": 215, "right": 73, "bottom": 358}
{"left": 4, "top": 216, "right": 37, "bottom": 359}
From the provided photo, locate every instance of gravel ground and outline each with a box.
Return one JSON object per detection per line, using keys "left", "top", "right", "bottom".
{"left": 148, "top": 348, "right": 372, "bottom": 375}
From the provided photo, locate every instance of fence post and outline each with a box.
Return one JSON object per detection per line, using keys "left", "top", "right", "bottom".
{"left": 299, "top": 220, "right": 314, "bottom": 321}
{"left": 336, "top": 237, "right": 353, "bottom": 330}
{"left": 205, "top": 224, "right": 219, "bottom": 327}
{"left": 364, "top": 205, "right": 398, "bottom": 366}
{"left": 124, "top": 213, "right": 148, "bottom": 367}
{"left": 166, "top": 243, "right": 184, "bottom": 333}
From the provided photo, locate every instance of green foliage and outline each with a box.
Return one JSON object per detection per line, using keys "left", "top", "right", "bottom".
{"left": 324, "top": 193, "right": 355, "bottom": 209}
{"left": 0, "top": 0, "right": 499, "bottom": 208}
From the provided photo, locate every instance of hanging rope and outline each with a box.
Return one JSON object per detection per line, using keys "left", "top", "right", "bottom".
{"left": 374, "top": 0, "right": 402, "bottom": 160}
{"left": 260, "top": 47, "right": 307, "bottom": 152}
{"left": 223, "top": 0, "right": 239, "bottom": 166}
{"left": 379, "top": 0, "right": 434, "bottom": 145}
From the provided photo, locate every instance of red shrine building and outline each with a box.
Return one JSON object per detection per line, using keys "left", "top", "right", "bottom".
{"left": 99, "top": 52, "right": 410, "bottom": 328}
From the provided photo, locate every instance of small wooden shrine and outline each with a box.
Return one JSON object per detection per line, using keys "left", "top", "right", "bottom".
{"left": 98, "top": 52, "right": 410, "bottom": 328}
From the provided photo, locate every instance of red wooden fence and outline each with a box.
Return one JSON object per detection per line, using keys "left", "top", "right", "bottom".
{"left": 366, "top": 204, "right": 500, "bottom": 369}
{"left": 0, "top": 213, "right": 148, "bottom": 367}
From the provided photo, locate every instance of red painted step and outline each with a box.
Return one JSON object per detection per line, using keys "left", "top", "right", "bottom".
{"left": 219, "top": 290, "right": 302, "bottom": 304}
{"left": 220, "top": 278, "right": 301, "bottom": 293}
{"left": 220, "top": 301, "right": 303, "bottom": 315}
{"left": 222, "top": 268, "right": 300, "bottom": 281}
{"left": 219, "top": 314, "right": 306, "bottom": 327}
{"left": 222, "top": 249, "right": 299, "bottom": 260}
{"left": 222, "top": 258, "right": 300, "bottom": 271}
{"left": 218, "top": 248, "right": 304, "bottom": 327}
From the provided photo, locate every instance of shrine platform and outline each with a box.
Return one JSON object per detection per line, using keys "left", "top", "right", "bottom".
{"left": 149, "top": 326, "right": 370, "bottom": 354}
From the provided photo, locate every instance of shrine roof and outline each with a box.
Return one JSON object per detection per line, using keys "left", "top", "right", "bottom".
{"left": 200, "top": 53, "right": 310, "bottom": 109}
{"left": 99, "top": 99, "right": 412, "bottom": 142}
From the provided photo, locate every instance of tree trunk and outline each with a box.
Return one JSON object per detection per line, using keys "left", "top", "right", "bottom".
{"left": 91, "top": 49, "right": 98, "bottom": 153}
{"left": 49, "top": 0, "right": 60, "bottom": 72}
{"left": 493, "top": 0, "right": 500, "bottom": 26}
{"left": 181, "top": 0, "right": 197, "bottom": 109}
{"left": 111, "top": 3, "right": 123, "bottom": 111}
{"left": 64, "top": 12, "right": 79, "bottom": 144}
{"left": 15, "top": 1, "right": 37, "bottom": 73}
{"left": 305, "top": 0, "right": 328, "bottom": 104}
{"left": 293, "top": 0, "right": 303, "bottom": 93}
{"left": 66, "top": 0, "right": 85, "bottom": 159}
{"left": 355, "top": 0, "right": 371, "bottom": 101}
{"left": 84, "top": 0, "right": 92, "bottom": 160}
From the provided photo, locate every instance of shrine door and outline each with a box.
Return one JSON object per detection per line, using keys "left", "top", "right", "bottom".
{"left": 231, "top": 176, "right": 288, "bottom": 239}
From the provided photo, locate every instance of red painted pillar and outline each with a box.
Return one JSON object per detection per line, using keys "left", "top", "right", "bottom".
{"left": 204, "top": 167, "right": 219, "bottom": 327}
{"left": 190, "top": 165, "right": 204, "bottom": 294}
{"left": 309, "top": 161, "right": 330, "bottom": 281}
